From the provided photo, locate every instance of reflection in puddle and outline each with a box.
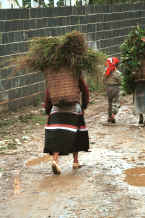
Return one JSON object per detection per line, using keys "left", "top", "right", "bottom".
{"left": 124, "top": 167, "right": 145, "bottom": 187}
{"left": 13, "top": 176, "right": 20, "bottom": 194}
{"left": 26, "top": 155, "right": 51, "bottom": 167}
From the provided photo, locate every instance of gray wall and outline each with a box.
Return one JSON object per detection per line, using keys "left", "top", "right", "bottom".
{"left": 0, "top": 3, "right": 145, "bottom": 112}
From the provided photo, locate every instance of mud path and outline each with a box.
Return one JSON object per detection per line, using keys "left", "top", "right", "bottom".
{"left": 1, "top": 95, "right": 145, "bottom": 217}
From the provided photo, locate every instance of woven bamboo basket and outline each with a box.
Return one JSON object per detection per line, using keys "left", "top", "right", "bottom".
{"left": 45, "top": 67, "right": 80, "bottom": 105}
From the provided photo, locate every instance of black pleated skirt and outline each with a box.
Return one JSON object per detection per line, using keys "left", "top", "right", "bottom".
{"left": 44, "top": 110, "right": 89, "bottom": 155}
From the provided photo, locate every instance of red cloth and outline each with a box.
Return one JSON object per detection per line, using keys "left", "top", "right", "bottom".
{"left": 79, "top": 76, "right": 89, "bottom": 110}
{"left": 105, "top": 57, "right": 119, "bottom": 76}
{"left": 44, "top": 76, "right": 89, "bottom": 115}
{"left": 44, "top": 88, "right": 53, "bottom": 115}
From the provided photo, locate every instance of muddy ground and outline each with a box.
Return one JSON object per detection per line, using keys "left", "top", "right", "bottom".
{"left": 1, "top": 93, "right": 145, "bottom": 218}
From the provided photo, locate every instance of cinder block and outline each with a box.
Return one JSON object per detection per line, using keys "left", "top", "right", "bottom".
{"left": 96, "top": 13, "right": 104, "bottom": 23}
{"left": 48, "top": 17, "right": 56, "bottom": 27}
{"left": 80, "top": 16, "right": 87, "bottom": 25}
{"left": 72, "top": 6, "right": 85, "bottom": 16}
{"left": 103, "top": 22, "right": 112, "bottom": 31}
{"left": 0, "top": 21, "right": 6, "bottom": 32}
{"left": 80, "top": 24, "right": 87, "bottom": 33}
{"left": 87, "top": 23, "right": 95, "bottom": 32}
{"left": 62, "top": 7, "right": 72, "bottom": 16}
{"left": 0, "top": 66, "right": 13, "bottom": 80}
{"left": 58, "top": 27, "right": 66, "bottom": 36}
{"left": 0, "top": 91, "right": 8, "bottom": 103}
{"left": 70, "top": 16, "right": 80, "bottom": 25}
{"left": 0, "top": 10, "right": 7, "bottom": 20}
{"left": 87, "top": 32, "right": 96, "bottom": 41}
{"left": 0, "top": 79, "right": 10, "bottom": 91}
{"left": 30, "top": 8, "right": 43, "bottom": 18}
{"left": 87, "top": 15, "right": 96, "bottom": 24}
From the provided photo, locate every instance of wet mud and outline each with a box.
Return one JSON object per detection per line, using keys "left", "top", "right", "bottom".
{"left": 124, "top": 167, "right": 145, "bottom": 187}
{"left": 1, "top": 95, "right": 145, "bottom": 217}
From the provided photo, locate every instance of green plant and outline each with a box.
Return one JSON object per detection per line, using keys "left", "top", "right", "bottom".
{"left": 17, "top": 36, "right": 62, "bottom": 72}
{"left": 48, "top": 0, "right": 54, "bottom": 7}
{"left": 0, "top": 146, "right": 7, "bottom": 151}
{"left": 7, "top": 143, "right": 17, "bottom": 150}
{"left": 23, "top": 0, "right": 31, "bottom": 7}
{"left": 0, "top": 119, "right": 15, "bottom": 128}
{"left": 57, "top": 0, "right": 64, "bottom": 7}
{"left": 120, "top": 25, "right": 145, "bottom": 94}
{"left": 16, "top": 31, "right": 107, "bottom": 80}
{"left": 31, "top": 115, "right": 46, "bottom": 125}
{"left": 19, "top": 114, "right": 33, "bottom": 123}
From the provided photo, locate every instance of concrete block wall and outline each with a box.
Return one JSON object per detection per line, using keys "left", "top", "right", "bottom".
{"left": 0, "top": 3, "right": 145, "bottom": 112}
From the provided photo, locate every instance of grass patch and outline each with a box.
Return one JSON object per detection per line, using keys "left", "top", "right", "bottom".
{"left": 18, "top": 113, "right": 46, "bottom": 125}
{"left": 7, "top": 143, "right": 17, "bottom": 150}
{"left": 0, "top": 146, "right": 7, "bottom": 151}
{"left": 0, "top": 142, "right": 17, "bottom": 151}
{"left": 31, "top": 115, "right": 46, "bottom": 125}
{"left": 18, "top": 114, "right": 33, "bottom": 123}
{"left": 0, "top": 119, "right": 15, "bottom": 128}
{"left": 0, "top": 112, "right": 46, "bottom": 131}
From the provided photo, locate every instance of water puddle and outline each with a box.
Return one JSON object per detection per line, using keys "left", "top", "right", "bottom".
{"left": 25, "top": 155, "right": 51, "bottom": 167}
{"left": 124, "top": 167, "right": 145, "bottom": 186}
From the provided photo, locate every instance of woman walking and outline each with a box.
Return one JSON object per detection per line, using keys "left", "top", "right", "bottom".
{"left": 43, "top": 74, "right": 90, "bottom": 175}
{"left": 103, "top": 57, "right": 121, "bottom": 123}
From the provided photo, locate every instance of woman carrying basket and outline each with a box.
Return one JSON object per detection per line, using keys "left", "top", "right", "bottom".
{"left": 43, "top": 74, "right": 90, "bottom": 175}
{"left": 134, "top": 37, "right": 145, "bottom": 125}
{"left": 103, "top": 57, "right": 121, "bottom": 123}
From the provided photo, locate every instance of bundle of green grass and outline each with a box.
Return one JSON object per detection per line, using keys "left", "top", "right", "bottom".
{"left": 17, "top": 31, "right": 106, "bottom": 79}
{"left": 120, "top": 25, "right": 145, "bottom": 94}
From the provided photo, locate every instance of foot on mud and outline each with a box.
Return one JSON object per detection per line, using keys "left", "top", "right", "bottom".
{"left": 139, "top": 120, "right": 144, "bottom": 125}
{"left": 52, "top": 161, "right": 61, "bottom": 175}
{"left": 107, "top": 117, "right": 116, "bottom": 123}
{"left": 138, "top": 123, "right": 145, "bottom": 127}
{"left": 73, "top": 163, "right": 83, "bottom": 169}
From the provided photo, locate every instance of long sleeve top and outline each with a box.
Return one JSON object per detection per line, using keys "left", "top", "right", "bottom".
{"left": 44, "top": 76, "right": 89, "bottom": 115}
{"left": 103, "top": 69, "right": 121, "bottom": 86}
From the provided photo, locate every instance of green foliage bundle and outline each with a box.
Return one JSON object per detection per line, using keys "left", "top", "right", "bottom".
{"left": 83, "top": 48, "right": 107, "bottom": 90}
{"left": 84, "top": 48, "right": 106, "bottom": 74}
{"left": 54, "top": 31, "right": 87, "bottom": 74}
{"left": 16, "top": 31, "right": 106, "bottom": 78}
{"left": 17, "top": 36, "right": 62, "bottom": 72}
{"left": 120, "top": 25, "right": 145, "bottom": 94}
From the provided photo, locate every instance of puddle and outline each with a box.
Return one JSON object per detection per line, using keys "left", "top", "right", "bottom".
{"left": 25, "top": 155, "right": 51, "bottom": 167}
{"left": 124, "top": 167, "right": 145, "bottom": 186}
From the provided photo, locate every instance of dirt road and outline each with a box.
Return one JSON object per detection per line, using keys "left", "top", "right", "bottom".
{"left": 1, "top": 94, "right": 145, "bottom": 218}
